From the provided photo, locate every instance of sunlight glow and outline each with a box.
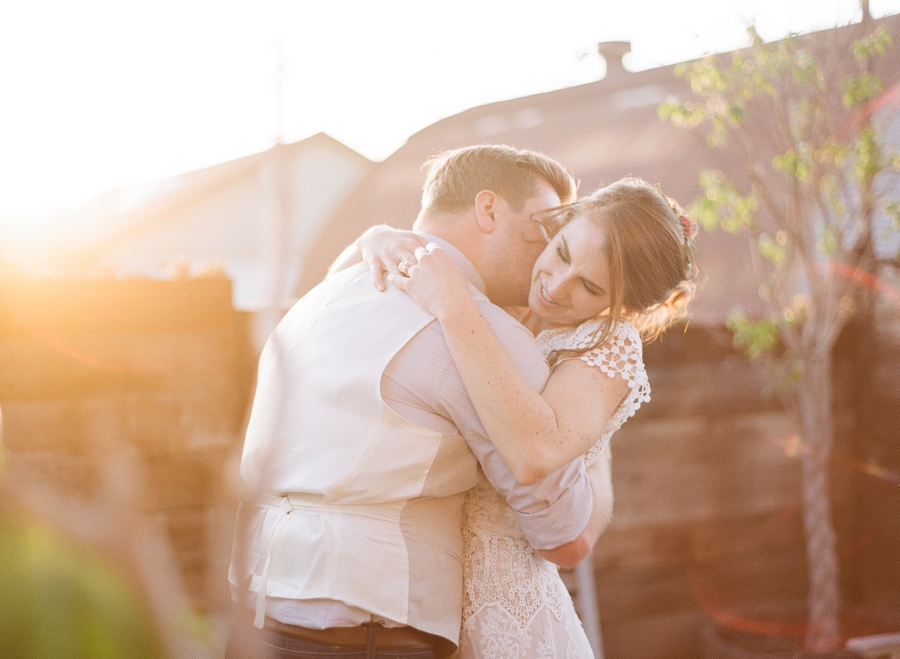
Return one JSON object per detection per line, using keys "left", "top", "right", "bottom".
{"left": 0, "top": 0, "right": 898, "bottom": 227}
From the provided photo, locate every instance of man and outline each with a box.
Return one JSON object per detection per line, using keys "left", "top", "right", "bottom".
{"left": 227, "top": 145, "right": 604, "bottom": 659}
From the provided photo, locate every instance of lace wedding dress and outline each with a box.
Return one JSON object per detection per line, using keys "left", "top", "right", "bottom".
{"left": 456, "top": 320, "right": 650, "bottom": 659}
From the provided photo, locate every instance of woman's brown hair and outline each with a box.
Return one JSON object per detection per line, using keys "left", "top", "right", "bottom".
{"left": 535, "top": 177, "right": 698, "bottom": 366}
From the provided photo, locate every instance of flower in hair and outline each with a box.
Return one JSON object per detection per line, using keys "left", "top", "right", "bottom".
{"left": 680, "top": 213, "right": 693, "bottom": 238}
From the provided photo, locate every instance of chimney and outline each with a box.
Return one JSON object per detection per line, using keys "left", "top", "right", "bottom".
{"left": 597, "top": 41, "right": 631, "bottom": 79}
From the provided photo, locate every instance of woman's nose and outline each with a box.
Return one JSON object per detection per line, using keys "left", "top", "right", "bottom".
{"left": 546, "top": 274, "right": 569, "bottom": 297}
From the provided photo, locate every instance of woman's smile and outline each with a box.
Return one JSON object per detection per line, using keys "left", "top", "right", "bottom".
{"left": 536, "top": 280, "right": 562, "bottom": 308}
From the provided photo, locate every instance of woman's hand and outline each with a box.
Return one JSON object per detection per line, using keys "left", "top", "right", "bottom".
{"left": 387, "top": 244, "right": 474, "bottom": 320}
{"left": 356, "top": 225, "right": 430, "bottom": 292}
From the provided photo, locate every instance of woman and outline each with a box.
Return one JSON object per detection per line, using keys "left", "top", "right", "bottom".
{"left": 348, "top": 178, "right": 696, "bottom": 659}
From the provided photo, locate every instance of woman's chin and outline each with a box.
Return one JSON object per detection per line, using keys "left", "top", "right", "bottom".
{"left": 527, "top": 301, "right": 549, "bottom": 321}
{"left": 529, "top": 309, "right": 570, "bottom": 330}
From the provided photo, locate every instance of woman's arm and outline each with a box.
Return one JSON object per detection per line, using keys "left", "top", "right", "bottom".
{"left": 388, "top": 248, "right": 630, "bottom": 485}
{"left": 327, "top": 225, "right": 428, "bottom": 290}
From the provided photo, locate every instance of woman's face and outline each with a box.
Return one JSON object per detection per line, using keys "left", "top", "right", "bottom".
{"left": 528, "top": 215, "right": 612, "bottom": 327}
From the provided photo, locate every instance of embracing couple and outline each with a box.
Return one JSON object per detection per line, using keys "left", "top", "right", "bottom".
{"left": 226, "top": 145, "right": 696, "bottom": 659}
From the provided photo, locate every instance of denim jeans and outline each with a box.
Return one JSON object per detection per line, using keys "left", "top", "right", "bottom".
{"left": 223, "top": 623, "right": 439, "bottom": 659}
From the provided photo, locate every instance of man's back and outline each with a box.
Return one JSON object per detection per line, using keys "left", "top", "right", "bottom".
{"left": 240, "top": 263, "right": 461, "bottom": 500}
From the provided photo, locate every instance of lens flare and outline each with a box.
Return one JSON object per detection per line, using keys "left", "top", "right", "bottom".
{"left": 35, "top": 330, "right": 141, "bottom": 375}
{"left": 829, "top": 261, "right": 900, "bottom": 308}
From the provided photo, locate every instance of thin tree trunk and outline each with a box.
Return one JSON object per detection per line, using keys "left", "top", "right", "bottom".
{"left": 797, "top": 354, "right": 842, "bottom": 651}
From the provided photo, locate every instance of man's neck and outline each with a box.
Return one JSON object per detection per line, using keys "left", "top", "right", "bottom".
{"left": 416, "top": 233, "right": 486, "bottom": 295}
{"left": 414, "top": 213, "right": 483, "bottom": 279}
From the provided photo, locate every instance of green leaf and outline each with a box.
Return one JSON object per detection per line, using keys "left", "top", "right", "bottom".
{"left": 851, "top": 125, "right": 882, "bottom": 184}
{"left": 727, "top": 311, "right": 780, "bottom": 361}
{"left": 818, "top": 225, "right": 838, "bottom": 257}
{"left": 852, "top": 25, "right": 893, "bottom": 62}
{"left": 693, "top": 170, "right": 758, "bottom": 233}
{"left": 658, "top": 98, "right": 707, "bottom": 130}
{"left": 816, "top": 139, "right": 848, "bottom": 168}
{"left": 773, "top": 149, "right": 811, "bottom": 182}
{"left": 758, "top": 232, "right": 788, "bottom": 265}
{"left": 842, "top": 72, "right": 885, "bottom": 108}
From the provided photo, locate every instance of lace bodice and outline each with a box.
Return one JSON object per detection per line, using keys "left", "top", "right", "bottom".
{"left": 536, "top": 318, "right": 650, "bottom": 466}
{"left": 456, "top": 320, "right": 650, "bottom": 659}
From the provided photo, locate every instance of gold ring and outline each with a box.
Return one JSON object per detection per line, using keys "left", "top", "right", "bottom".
{"left": 398, "top": 261, "right": 412, "bottom": 276}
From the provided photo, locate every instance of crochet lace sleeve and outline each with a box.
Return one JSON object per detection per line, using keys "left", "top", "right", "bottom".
{"left": 538, "top": 320, "right": 650, "bottom": 467}
{"left": 581, "top": 321, "right": 650, "bottom": 465}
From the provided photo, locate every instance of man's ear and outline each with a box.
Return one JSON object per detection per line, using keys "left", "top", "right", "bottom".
{"left": 473, "top": 190, "right": 499, "bottom": 233}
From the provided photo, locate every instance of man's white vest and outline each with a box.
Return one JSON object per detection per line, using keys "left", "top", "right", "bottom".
{"left": 233, "top": 263, "right": 483, "bottom": 643}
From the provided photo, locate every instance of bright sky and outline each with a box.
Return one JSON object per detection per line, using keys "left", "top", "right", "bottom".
{"left": 1, "top": 0, "right": 898, "bottom": 218}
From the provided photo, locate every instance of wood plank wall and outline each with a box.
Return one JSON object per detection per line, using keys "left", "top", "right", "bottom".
{"left": 592, "top": 304, "right": 898, "bottom": 658}
{"left": 834, "top": 265, "right": 900, "bottom": 636}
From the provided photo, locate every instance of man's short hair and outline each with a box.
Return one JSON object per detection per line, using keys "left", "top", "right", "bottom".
{"left": 420, "top": 145, "right": 577, "bottom": 215}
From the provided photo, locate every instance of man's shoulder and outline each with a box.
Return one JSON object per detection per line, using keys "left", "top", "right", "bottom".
{"left": 423, "top": 299, "right": 545, "bottom": 366}
{"left": 474, "top": 300, "right": 535, "bottom": 334}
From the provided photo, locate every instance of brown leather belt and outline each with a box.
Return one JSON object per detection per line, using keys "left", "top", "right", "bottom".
{"left": 264, "top": 618, "right": 456, "bottom": 657}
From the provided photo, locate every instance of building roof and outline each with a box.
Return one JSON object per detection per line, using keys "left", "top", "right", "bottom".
{"left": 296, "top": 15, "right": 900, "bottom": 325}
{"left": 71, "top": 132, "right": 370, "bottom": 263}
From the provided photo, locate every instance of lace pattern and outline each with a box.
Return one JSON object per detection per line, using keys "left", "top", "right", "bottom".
{"left": 457, "top": 482, "right": 593, "bottom": 659}
{"left": 456, "top": 320, "right": 649, "bottom": 658}
{"left": 537, "top": 319, "right": 650, "bottom": 466}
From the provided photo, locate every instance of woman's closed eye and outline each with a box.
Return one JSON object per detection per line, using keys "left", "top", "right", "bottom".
{"left": 556, "top": 237, "right": 571, "bottom": 264}
{"left": 558, "top": 236, "right": 604, "bottom": 297}
{"left": 582, "top": 279, "right": 604, "bottom": 297}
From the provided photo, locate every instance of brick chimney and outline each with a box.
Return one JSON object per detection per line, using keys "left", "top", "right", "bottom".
{"left": 597, "top": 41, "right": 631, "bottom": 79}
